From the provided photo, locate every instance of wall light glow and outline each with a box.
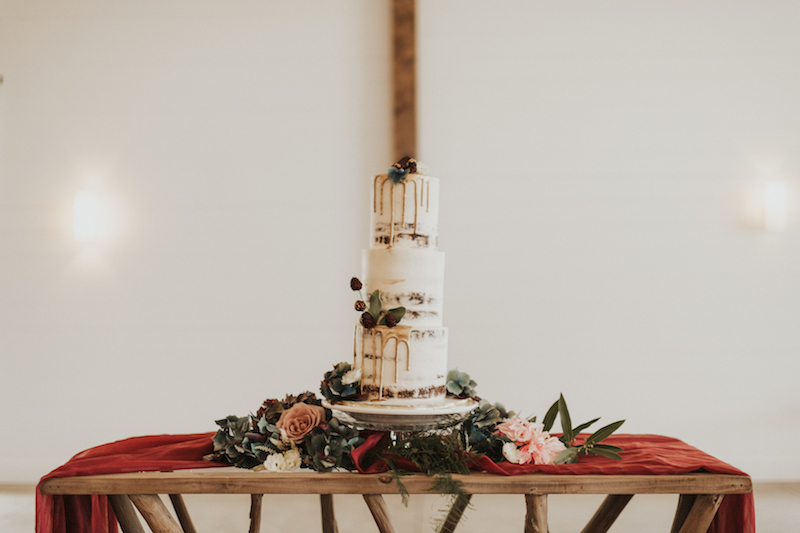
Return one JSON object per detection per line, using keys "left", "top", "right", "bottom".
{"left": 763, "top": 180, "right": 788, "bottom": 231}
{"left": 74, "top": 190, "right": 100, "bottom": 241}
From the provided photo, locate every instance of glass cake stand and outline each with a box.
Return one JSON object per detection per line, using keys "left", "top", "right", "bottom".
{"left": 322, "top": 397, "right": 478, "bottom": 433}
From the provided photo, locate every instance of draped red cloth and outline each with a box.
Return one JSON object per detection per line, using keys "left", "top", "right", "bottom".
{"left": 37, "top": 433, "right": 754, "bottom": 533}
{"left": 36, "top": 433, "right": 219, "bottom": 533}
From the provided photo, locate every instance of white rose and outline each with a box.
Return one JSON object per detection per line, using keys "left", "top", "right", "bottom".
{"left": 264, "top": 453, "right": 288, "bottom": 472}
{"left": 502, "top": 442, "right": 523, "bottom": 465}
{"left": 283, "top": 448, "right": 302, "bottom": 470}
{"left": 341, "top": 368, "right": 362, "bottom": 385}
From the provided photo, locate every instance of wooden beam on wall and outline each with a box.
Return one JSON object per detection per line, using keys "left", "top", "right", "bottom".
{"left": 392, "top": 0, "right": 416, "bottom": 160}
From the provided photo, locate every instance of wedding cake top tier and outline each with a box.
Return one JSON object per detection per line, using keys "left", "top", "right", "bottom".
{"left": 369, "top": 172, "right": 440, "bottom": 250}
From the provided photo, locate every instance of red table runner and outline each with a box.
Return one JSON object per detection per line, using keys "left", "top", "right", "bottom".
{"left": 37, "top": 433, "right": 755, "bottom": 533}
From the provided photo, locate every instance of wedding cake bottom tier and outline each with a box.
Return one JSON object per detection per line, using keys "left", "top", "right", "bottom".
{"left": 354, "top": 324, "right": 448, "bottom": 404}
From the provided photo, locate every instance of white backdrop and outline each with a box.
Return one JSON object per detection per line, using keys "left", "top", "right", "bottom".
{"left": 1, "top": 1, "right": 798, "bottom": 483}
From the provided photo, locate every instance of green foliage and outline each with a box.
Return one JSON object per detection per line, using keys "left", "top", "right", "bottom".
{"left": 383, "top": 429, "right": 471, "bottom": 508}
{"left": 304, "top": 417, "right": 364, "bottom": 472}
{"left": 546, "top": 394, "right": 626, "bottom": 465}
{"left": 206, "top": 415, "right": 264, "bottom": 469}
{"left": 462, "top": 400, "right": 513, "bottom": 462}
{"left": 368, "top": 290, "right": 382, "bottom": 321}
{"left": 378, "top": 306, "right": 407, "bottom": 325}
{"left": 365, "top": 289, "right": 407, "bottom": 327}
{"left": 320, "top": 362, "right": 360, "bottom": 403}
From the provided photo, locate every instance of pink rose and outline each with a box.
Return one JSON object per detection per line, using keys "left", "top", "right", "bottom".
{"left": 276, "top": 403, "right": 326, "bottom": 443}
{"left": 495, "top": 416, "right": 534, "bottom": 444}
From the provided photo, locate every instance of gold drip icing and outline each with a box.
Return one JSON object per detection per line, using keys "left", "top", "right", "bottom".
{"left": 373, "top": 174, "right": 428, "bottom": 247}
{"left": 353, "top": 324, "right": 359, "bottom": 393}
{"left": 356, "top": 325, "right": 412, "bottom": 400}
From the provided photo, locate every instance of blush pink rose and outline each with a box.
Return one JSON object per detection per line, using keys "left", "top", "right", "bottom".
{"left": 495, "top": 416, "right": 534, "bottom": 444}
{"left": 276, "top": 403, "right": 326, "bottom": 443}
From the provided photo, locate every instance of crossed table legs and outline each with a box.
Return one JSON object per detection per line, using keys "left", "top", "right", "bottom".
{"left": 40, "top": 471, "right": 750, "bottom": 533}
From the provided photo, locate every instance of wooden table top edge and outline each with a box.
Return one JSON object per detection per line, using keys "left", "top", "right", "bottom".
{"left": 40, "top": 471, "right": 752, "bottom": 496}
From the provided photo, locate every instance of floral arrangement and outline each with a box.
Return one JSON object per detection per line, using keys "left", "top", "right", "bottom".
{"left": 205, "top": 391, "right": 363, "bottom": 472}
{"left": 207, "top": 367, "right": 624, "bottom": 530}
{"left": 209, "top": 367, "right": 624, "bottom": 473}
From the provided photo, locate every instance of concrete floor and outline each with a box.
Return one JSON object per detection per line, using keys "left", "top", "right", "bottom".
{"left": 4, "top": 482, "right": 799, "bottom": 532}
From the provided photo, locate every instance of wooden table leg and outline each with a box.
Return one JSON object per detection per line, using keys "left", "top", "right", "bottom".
{"left": 676, "top": 494, "right": 724, "bottom": 533}
{"left": 580, "top": 494, "right": 633, "bottom": 533}
{"left": 249, "top": 494, "right": 264, "bottom": 533}
{"left": 320, "top": 494, "right": 339, "bottom": 533}
{"left": 524, "top": 494, "right": 548, "bottom": 533}
{"left": 671, "top": 494, "right": 696, "bottom": 533}
{"left": 108, "top": 494, "right": 145, "bottom": 533}
{"left": 440, "top": 494, "right": 472, "bottom": 533}
{"left": 168, "top": 494, "right": 197, "bottom": 533}
{"left": 128, "top": 494, "right": 184, "bottom": 533}
{"left": 363, "top": 494, "right": 396, "bottom": 533}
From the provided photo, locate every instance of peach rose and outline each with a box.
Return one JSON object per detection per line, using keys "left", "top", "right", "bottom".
{"left": 276, "top": 403, "right": 326, "bottom": 443}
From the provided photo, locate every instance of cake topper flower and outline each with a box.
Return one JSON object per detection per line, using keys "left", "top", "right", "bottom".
{"left": 387, "top": 156, "right": 418, "bottom": 184}
{"left": 350, "top": 277, "right": 406, "bottom": 328}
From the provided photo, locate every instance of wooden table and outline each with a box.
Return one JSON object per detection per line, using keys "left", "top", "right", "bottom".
{"left": 39, "top": 469, "right": 752, "bottom": 533}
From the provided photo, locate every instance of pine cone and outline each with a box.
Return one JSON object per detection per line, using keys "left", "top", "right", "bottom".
{"left": 360, "top": 312, "right": 376, "bottom": 329}
{"left": 350, "top": 277, "right": 363, "bottom": 291}
{"left": 354, "top": 300, "right": 367, "bottom": 311}
{"left": 384, "top": 313, "right": 397, "bottom": 328}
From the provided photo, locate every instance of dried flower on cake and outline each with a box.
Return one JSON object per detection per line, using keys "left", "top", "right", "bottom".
{"left": 360, "top": 311, "right": 376, "bottom": 329}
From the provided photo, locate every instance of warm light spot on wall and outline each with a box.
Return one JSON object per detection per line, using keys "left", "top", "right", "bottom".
{"left": 763, "top": 180, "right": 788, "bottom": 231}
{"left": 73, "top": 190, "right": 103, "bottom": 241}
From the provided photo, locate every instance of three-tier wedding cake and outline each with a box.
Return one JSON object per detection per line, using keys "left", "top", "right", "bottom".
{"left": 352, "top": 158, "right": 448, "bottom": 404}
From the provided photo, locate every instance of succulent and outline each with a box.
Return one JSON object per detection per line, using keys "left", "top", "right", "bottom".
{"left": 446, "top": 369, "right": 478, "bottom": 399}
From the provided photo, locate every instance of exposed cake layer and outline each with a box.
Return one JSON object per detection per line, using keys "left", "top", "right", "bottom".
{"left": 362, "top": 248, "right": 444, "bottom": 327}
{"left": 370, "top": 173, "right": 439, "bottom": 249}
{"left": 354, "top": 324, "right": 448, "bottom": 404}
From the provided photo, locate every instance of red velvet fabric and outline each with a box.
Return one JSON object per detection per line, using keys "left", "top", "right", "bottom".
{"left": 37, "top": 433, "right": 755, "bottom": 533}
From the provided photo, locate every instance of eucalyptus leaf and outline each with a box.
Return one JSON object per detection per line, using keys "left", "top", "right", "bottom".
{"left": 368, "top": 290, "right": 382, "bottom": 320}
{"left": 585, "top": 420, "right": 625, "bottom": 445}
{"left": 558, "top": 394, "right": 573, "bottom": 444}
{"left": 542, "top": 400, "right": 559, "bottom": 432}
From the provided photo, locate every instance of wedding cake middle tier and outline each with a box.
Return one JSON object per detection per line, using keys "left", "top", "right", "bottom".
{"left": 356, "top": 247, "right": 447, "bottom": 403}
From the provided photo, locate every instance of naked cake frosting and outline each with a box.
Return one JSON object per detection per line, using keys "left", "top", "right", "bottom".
{"left": 353, "top": 158, "right": 448, "bottom": 404}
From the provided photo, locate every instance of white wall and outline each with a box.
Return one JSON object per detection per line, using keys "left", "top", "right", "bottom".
{"left": 1, "top": 1, "right": 798, "bottom": 483}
